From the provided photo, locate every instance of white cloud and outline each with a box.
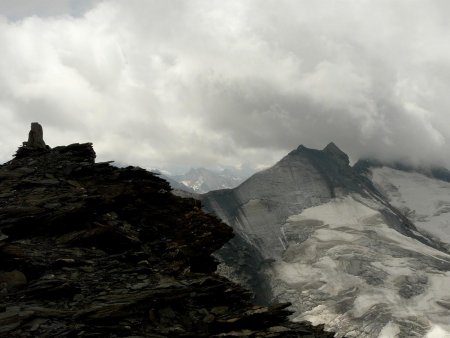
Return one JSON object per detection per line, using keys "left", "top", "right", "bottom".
{"left": 1, "top": 0, "right": 450, "bottom": 173}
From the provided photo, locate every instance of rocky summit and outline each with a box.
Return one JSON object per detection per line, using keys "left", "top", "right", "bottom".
{"left": 0, "top": 123, "right": 333, "bottom": 337}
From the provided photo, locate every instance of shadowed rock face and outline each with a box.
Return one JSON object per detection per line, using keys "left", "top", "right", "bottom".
{"left": 0, "top": 126, "right": 334, "bottom": 337}
{"left": 322, "top": 142, "right": 350, "bottom": 167}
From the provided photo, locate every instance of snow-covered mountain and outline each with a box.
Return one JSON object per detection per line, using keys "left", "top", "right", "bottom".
{"left": 157, "top": 172, "right": 195, "bottom": 193}
{"left": 172, "top": 167, "right": 247, "bottom": 193}
{"left": 201, "top": 143, "right": 450, "bottom": 338}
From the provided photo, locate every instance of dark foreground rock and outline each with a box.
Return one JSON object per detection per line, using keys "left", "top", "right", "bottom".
{"left": 0, "top": 127, "right": 334, "bottom": 337}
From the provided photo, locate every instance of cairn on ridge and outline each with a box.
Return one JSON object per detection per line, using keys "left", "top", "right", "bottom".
{"left": 24, "top": 122, "right": 47, "bottom": 149}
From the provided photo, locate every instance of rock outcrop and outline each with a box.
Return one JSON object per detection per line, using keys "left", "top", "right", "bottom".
{"left": 0, "top": 125, "right": 333, "bottom": 337}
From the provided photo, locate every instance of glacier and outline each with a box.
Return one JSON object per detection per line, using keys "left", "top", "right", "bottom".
{"left": 276, "top": 196, "right": 450, "bottom": 337}
{"left": 201, "top": 144, "right": 450, "bottom": 337}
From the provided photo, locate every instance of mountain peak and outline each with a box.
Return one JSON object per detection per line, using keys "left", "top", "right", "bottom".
{"left": 323, "top": 141, "right": 339, "bottom": 151}
{"left": 294, "top": 143, "right": 349, "bottom": 166}
{"left": 323, "top": 142, "right": 349, "bottom": 166}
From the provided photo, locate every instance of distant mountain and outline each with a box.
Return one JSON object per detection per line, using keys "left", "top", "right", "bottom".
{"left": 201, "top": 143, "right": 450, "bottom": 337}
{"left": 172, "top": 167, "right": 248, "bottom": 193}
{"left": 156, "top": 172, "right": 195, "bottom": 193}
{"left": 112, "top": 163, "right": 248, "bottom": 194}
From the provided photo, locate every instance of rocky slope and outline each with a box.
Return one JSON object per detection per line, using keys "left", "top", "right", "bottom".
{"left": 202, "top": 144, "right": 450, "bottom": 337}
{"left": 0, "top": 124, "right": 333, "bottom": 337}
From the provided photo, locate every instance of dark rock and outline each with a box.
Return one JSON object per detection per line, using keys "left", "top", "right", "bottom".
{"left": 437, "top": 300, "right": 450, "bottom": 310}
{"left": 0, "top": 125, "right": 336, "bottom": 337}
{"left": 323, "top": 142, "right": 350, "bottom": 166}
{"left": 26, "top": 122, "right": 47, "bottom": 149}
{"left": 0, "top": 270, "right": 27, "bottom": 290}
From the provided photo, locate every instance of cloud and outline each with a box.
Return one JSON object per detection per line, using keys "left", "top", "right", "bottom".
{"left": 1, "top": 0, "right": 450, "bottom": 172}
{"left": 0, "top": 0, "right": 100, "bottom": 20}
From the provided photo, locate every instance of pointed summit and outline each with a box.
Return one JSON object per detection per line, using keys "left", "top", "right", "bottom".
{"left": 323, "top": 142, "right": 349, "bottom": 166}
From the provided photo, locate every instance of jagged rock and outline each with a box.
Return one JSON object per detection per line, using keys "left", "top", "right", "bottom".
{"left": 0, "top": 126, "right": 335, "bottom": 337}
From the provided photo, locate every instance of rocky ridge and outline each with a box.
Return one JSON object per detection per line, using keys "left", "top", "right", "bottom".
{"left": 0, "top": 124, "right": 333, "bottom": 337}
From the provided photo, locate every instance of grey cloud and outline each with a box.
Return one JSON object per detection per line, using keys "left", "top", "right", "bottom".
{"left": 1, "top": 0, "right": 450, "bottom": 173}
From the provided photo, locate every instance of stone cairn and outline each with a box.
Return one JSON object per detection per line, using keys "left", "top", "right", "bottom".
{"left": 24, "top": 122, "right": 47, "bottom": 149}
{"left": 15, "top": 122, "right": 50, "bottom": 158}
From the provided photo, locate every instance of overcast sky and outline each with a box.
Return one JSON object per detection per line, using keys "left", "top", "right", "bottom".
{"left": 1, "top": 1, "right": 450, "bottom": 174}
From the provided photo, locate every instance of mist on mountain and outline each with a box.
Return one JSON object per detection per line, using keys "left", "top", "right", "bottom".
{"left": 171, "top": 167, "right": 251, "bottom": 193}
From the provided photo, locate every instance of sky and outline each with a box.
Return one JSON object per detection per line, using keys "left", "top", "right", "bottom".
{"left": 1, "top": 0, "right": 450, "bottom": 174}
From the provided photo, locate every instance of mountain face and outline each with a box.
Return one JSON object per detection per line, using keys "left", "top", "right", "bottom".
{"left": 0, "top": 124, "right": 334, "bottom": 337}
{"left": 201, "top": 143, "right": 450, "bottom": 338}
{"left": 173, "top": 168, "right": 247, "bottom": 193}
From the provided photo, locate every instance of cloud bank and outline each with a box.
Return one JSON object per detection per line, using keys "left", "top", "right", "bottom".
{"left": 1, "top": 0, "right": 450, "bottom": 173}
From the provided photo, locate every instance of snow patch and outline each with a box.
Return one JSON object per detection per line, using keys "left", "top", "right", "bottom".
{"left": 425, "top": 325, "right": 450, "bottom": 338}
{"left": 272, "top": 196, "right": 450, "bottom": 337}
{"left": 288, "top": 196, "right": 378, "bottom": 229}
{"left": 378, "top": 321, "right": 400, "bottom": 338}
